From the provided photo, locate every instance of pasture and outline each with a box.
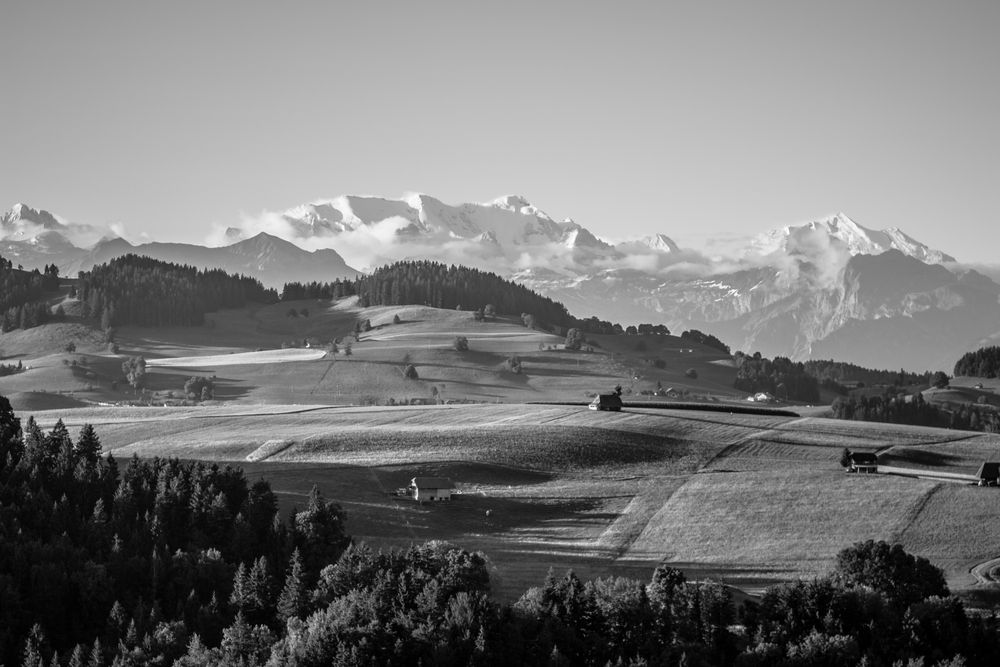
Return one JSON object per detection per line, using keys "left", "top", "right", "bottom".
{"left": 1, "top": 298, "right": 749, "bottom": 409}
{"left": 23, "top": 401, "right": 1000, "bottom": 600}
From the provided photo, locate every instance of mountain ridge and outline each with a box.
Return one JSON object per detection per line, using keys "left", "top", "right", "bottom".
{"left": 1, "top": 197, "right": 992, "bottom": 371}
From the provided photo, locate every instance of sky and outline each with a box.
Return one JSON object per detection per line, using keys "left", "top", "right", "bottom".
{"left": 1, "top": 1, "right": 998, "bottom": 262}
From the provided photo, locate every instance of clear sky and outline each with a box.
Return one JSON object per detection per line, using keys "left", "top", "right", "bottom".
{"left": 1, "top": 1, "right": 997, "bottom": 261}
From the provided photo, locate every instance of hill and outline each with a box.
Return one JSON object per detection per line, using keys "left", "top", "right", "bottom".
{"left": 0, "top": 294, "right": 744, "bottom": 411}
{"left": 26, "top": 401, "right": 1000, "bottom": 604}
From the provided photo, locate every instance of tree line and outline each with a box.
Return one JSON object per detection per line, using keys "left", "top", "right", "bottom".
{"left": 831, "top": 389, "right": 1000, "bottom": 433}
{"left": 803, "top": 359, "right": 932, "bottom": 393}
{"left": 77, "top": 255, "right": 278, "bottom": 328}
{"left": 954, "top": 346, "right": 1000, "bottom": 378}
{"left": 0, "top": 255, "right": 62, "bottom": 332}
{"left": 733, "top": 352, "right": 820, "bottom": 402}
{"left": 680, "top": 329, "right": 730, "bottom": 354}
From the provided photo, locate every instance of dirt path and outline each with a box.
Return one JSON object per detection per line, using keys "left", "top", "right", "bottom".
{"left": 971, "top": 556, "right": 1000, "bottom": 584}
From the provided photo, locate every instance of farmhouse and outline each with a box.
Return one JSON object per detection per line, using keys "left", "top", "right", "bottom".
{"left": 589, "top": 394, "right": 623, "bottom": 411}
{"left": 976, "top": 462, "right": 999, "bottom": 486}
{"left": 410, "top": 477, "right": 454, "bottom": 502}
{"left": 849, "top": 452, "right": 879, "bottom": 474}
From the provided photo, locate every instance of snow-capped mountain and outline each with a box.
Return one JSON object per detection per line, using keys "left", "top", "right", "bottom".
{"left": 2, "top": 196, "right": 995, "bottom": 371}
{"left": 750, "top": 212, "right": 955, "bottom": 264}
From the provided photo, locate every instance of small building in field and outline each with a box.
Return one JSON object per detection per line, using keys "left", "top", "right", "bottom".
{"left": 849, "top": 452, "right": 878, "bottom": 474}
{"left": 589, "top": 394, "right": 623, "bottom": 411}
{"left": 410, "top": 477, "right": 454, "bottom": 502}
{"left": 976, "top": 462, "right": 999, "bottom": 486}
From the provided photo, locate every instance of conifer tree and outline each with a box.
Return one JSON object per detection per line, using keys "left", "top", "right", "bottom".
{"left": 277, "top": 548, "right": 309, "bottom": 623}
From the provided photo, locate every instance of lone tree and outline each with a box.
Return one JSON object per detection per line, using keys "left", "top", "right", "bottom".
{"left": 930, "top": 371, "right": 950, "bottom": 389}
{"left": 453, "top": 336, "right": 469, "bottom": 352}
{"left": 393, "top": 314, "right": 401, "bottom": 324}
{"left": 483, "top": 304, "right": 497, "bottom": 320}
{"left": 839, "top": 447, "right": 853, "bottom": 468}
{"left": 565, "top": 328, "right": 585, "bottom": 351}
{"left": 121, "top": 356, "right": 147, "bottom": 392}
{"left": 403, "top": 364, "right": 419, "bottom": 380}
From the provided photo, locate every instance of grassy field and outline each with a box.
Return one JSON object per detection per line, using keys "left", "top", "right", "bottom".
{"left": 18, "top": 401, "right": 1000, "bottom": 601}
{"left": 2, "top": 298, "right": 749, "bottom": 409}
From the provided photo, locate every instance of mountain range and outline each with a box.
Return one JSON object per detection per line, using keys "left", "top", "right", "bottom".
{"left": 3, "top": 197, "right": 998, "bottom": 371}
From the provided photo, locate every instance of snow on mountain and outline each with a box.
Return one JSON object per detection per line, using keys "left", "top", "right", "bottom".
{"left": 1, "top": 203, "right": 108, "bottom": 248}
{"left": 258, "top": 193, "right": 605, "bottom": 269}
{"left": 615, "top": 233, "right": 681, "bottom": 254}
{"left": 750, "top": 213, "right": 955, "bottom": 264}
{"left": 1, "top": 203, "right": 67, "bottom": 238}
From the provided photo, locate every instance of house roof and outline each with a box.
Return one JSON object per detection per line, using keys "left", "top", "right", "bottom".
{"left": 411, "top": 477, "right": 454, "bottom": 489}
{"left": 850, "top": 452, "right": 878, "bottom": 465}
{"left": 591, "top": 394, "right": 623, "bottom": 405}
{"left": 976, "top": 462, "right": 1000, "bottom": 480}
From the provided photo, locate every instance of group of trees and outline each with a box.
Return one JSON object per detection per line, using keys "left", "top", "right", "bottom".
{"left": 4, "top": 397, "right": 1000, "bottom": 665}
{"left": 77, "top": 255, "right": 278, "bottom": 329}
{"left": 680, "top": 330, "right": 729, "bottom": 354}
{"left": 733, "top": 352, "right": 821, "bottom": 402}
{"left": 0, "top": 360, "right": 24, "bottom": 377}
{"left": 0, "top": 255, "right": 62, "bottom": 333}
{"left": 184, "top": 376, "right": 216, "bottom": 401}
{"left": 804, "top": 359, "right": 932, "bottom": 391}
{"left": 0, "top": 396, "right": 350, "bottom": 667}
{"left": 831, "top": 390, "right": 1000, "bottom": 432}
{"left": 352, "top": 261, "right": 578, "bottom": 330}
{"left": 954, "top": 346, "right": 1000, "bottom": 378}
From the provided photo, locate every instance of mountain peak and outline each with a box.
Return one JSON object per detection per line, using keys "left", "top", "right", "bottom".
{"left": 753, "top": 212, "right": 955, "bottom": 264}
{"left": 2, "top": 203, "right": 64, "bottom": 231}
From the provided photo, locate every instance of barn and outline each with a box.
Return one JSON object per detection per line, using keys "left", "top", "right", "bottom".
{"left": 976, "top": 462, "right": 999, "bottom": 486}
{"left": 849, "top": 452, "right": 878, "bottom": 474}
{"left": 589, "top": 394, "right": 623, "bottom": 411}
{"left": 410, "top": 477, "right": 454, "bottom": 502}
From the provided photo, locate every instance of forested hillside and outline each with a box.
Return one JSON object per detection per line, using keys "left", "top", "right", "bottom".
{"left": 353, "top": 261, "right": 577, "bottom": 329}
{"left": 954, "top": 346, "right": 1000, "bottom": 378}
{"left": 78, "top": 255, "right": 277, "bottom": 328}
{"left": 733, "top": 352, "right": 820, "bottom": 402}
{"left": 0, "top": 255, "right": 62, "bottom": 332}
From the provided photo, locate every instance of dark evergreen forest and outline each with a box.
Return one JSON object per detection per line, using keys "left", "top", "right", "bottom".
{"left": 954, "top": 346, "right": 1000, "bottom": 378}
{"left": 831, "top": 389, "right": 1000, "bottom": 433}
{"left": 803, "top": 360, "right": 931, "bottom": 391}
{"left": 733, "top": 352, "right": 820, "bottom": 403}
{"left": 0, "top": 255, "right": 62, "bottom": 332}
{"left": 284, "top": 261, "right": 636, "bottom": 336}
{"left": 77, "top": 255, "right": 278, "bottom": 328}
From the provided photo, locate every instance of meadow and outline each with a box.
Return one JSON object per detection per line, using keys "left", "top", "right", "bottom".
{"left": 23, "top": 401, "right": 1000, "bottom": 601}
{"left": 6, "top": 299, "right": 1000, "bottom": 603}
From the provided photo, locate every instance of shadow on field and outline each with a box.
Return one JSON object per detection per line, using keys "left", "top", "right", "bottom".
{"left": 879, "top": 447, "right": 962, "bottom": 468}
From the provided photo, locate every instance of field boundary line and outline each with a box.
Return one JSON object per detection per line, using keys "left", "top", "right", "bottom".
{"left": 310, "top": 360, "right": 337, "bottom": 395}
{"left": 891, "top": 483, "right": 942, "bottom": 544}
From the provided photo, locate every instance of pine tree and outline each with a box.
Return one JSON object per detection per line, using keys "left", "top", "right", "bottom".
{"left": 74, "top": 423, "right": 102, "bottom": 464}
{"left": 277, "top": 548, "right": 309, "bottom": 623}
